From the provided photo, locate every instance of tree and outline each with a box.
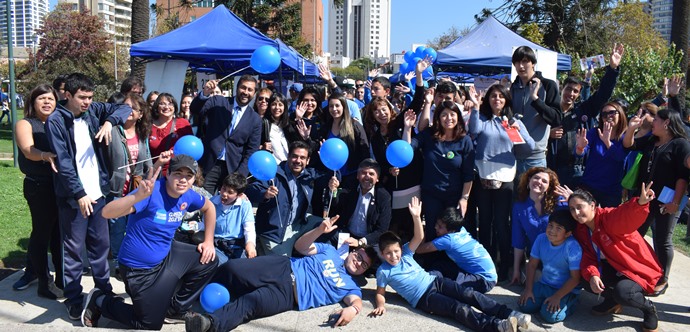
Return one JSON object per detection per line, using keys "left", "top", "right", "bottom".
{"left": 519, "top": 23, "right": 543, "bottom": 45}
{"left": 426, "top": 26, "right": 471, "bottom": 51}
{"left": 130, "top": 0, "right": 150, "bottom": 79}
{"left": 17, "top": 4, "right": 116, "bottom": 100}
{"left": 670, "top": 0, "right": 690, "bottom": 110}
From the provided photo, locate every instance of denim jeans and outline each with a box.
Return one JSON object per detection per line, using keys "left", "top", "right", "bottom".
{"left": 106, "top": 195, "right": 127, "bottom": 266}
{"left": 519, "top": 282, "right": 578, "bottom": 323}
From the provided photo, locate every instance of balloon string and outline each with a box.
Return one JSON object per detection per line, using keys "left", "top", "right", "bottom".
{"left": 118, "top": 155, "right": 161, "bottom": 169}
{"left": 218, "top": 65, "right": 252, "bottom": 83}
{"left": 271, "top": 178, "right": 282, "bottom": 225}
{"left": 395, "top": 175, "right": 398, "bottom": 189}
{"left": 325, "top": 170, "right": 336, "bottom": 218}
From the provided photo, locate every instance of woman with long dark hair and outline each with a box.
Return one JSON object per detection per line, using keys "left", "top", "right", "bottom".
{"left": 403, "top": 100, "right": 474, "bottom": 240}
{"left": 264, "top": 93, "right": 309, "bottom": 163}
{"left": 575, "top": 101, "right": 629, "bottom": 207}
{"left": 623, "top": 108, "right": 690, "bottom": 295}
{"left": 568, "top": 184, "right": 661, "bottom": 332}
{"left": 149, "top": 93, "right": 193, "bottom": 175}
{"left": 13, "top": 84, "right": 63, "bottom": 298}
{"left": 468, "top": 84, "right": 534, "bottom": 280}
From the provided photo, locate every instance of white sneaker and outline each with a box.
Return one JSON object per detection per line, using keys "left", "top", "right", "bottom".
{"left": 497, "top": 316, "right": 518, "bottom": 332}
{"left": 510, "top": 310, "right": 531, "bottom": 329}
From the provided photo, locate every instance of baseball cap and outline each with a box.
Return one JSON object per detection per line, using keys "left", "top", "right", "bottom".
{"left": 289, "top": 83, "right": 303, "bottom": 93}
{"left": 169, "top": 154, "right": 198, "bottom": 175}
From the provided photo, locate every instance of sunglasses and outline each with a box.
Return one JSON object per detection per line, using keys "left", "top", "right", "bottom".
{"left": 257, "top": 96, "right": 270, "bottom": 101}
{"left": 356, "top": 84, "right": 364, "bottom": 88}
{"left": 601, "top": 111, "right": 618, "bottom": 117}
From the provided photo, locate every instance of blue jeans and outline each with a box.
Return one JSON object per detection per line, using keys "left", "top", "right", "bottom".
{"left": 519, "top": 282, "right": 578, "bottom": 323}
{"left": 106, "top": 195, "right": 127, "bottom": 266}
{"left": 415, "top": 276, "right": 512, "bottom": 331}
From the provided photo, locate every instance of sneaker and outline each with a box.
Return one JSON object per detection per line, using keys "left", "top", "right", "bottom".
{"left": 82, "top": 288, "right": 104, "bottom": 327}
{"left": 37, "top": 282, "right": 64, "bottom": 300}
{"left": 509, "top": 311, "right": 531, "bottom": 329}
{"left": 12, "top": 273, "right": 37, "bottom": 291}
{"left": 591, "top": 298, "right": 623, "bottom": 316}
{"left": 66, "top": 303, "right": 83, "bottom": 321}
{"left": 497, "top": 316, "right": 518, "bottom": 332}
{"left": 184, "top": 312, "right": 212, "bottom": 332}
{"left": 165, "top": 310, "right": 190, "bottom": 324}
{"left": 642, "top": 302, "right": 659, "bottom": 332}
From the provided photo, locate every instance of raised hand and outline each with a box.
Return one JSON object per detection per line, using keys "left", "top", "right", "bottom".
{"left": 295, "top": 102, "right": 308, "bottom": 119}
{"left": 610, "top": 43, "right": 624, "bottom": 70}
{"left": 424, "top": 88, "right": 434, "bottom": 105}
{"left": 668, "top": 75, "right": 683, "bottom": 97}
{"left": 408, "top": 196, "right": 422, "bottom": 218}
{"left": 318, "top": 63, "right": 334, "bottom": 83}
{"left": 296, "top": 118, "right": 311, "bottom": 139}
{"left": 403, "top": 109, "right": 416, "bottom": 129}
{"left": 319, "top": 215, "right": 340, "bottom": 234}
{"left": 575, "top": 128, "right": 588, "bottom": 151}
{"left": 597, "top": 121, "right": 613, "bottom": 148}
{"left": 203, "top": 79, "right": 219, "bottom": 97}
{"left": 404, "top": 71, "right": 415, "bottom": 82}
{"left": 628, "top": 114, "right": 643, "bottom": 131}
{"left": 415, "top": 56, "right": 431, "bottom": 75}
{"left": 638, "top": 181, "right": 655, "bottom": 205}
{"left": 467, "top": 85, "right": 480, "bottom": 106}
{"left": 395, "top": 84, "right": 411, "bottom": 94}
{"left": 529, "top": 77, "right": 541, "bottom": 101}
{"left": 369, "top": 68, "right": 380, "bottom": 78}
{"left": 554, "top": 185, "right": 573, "bottom": 202}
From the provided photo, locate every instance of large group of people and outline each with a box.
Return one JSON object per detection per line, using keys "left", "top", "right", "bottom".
{"left": 11, "top": 43, "right": 690, "bottom": 332}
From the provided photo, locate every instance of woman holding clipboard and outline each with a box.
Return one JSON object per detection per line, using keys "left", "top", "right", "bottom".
{"left": 467, "top": 84, "right": 534, "bottom": 280}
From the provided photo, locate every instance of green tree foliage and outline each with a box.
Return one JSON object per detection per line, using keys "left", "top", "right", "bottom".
{"left": 426, "top": 26, "right": 464, "bottom": 51}
{"left": 17, "top": 4, "right": 116, "bottom": 100}
{"left": 519, "top": 23, "right": 543, "bottom": 45}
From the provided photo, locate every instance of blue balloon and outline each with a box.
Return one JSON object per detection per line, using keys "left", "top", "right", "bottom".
{"left": 201, "top": 283, "right": 230, "bottom": 313}
{"left": 248, "top": 150, "right": 278, "bottom": 181}
{"left": 386, "top": 140, "right": 414, "bottom": 168}
{"left": 173, "top": 135, "right": 204, "bottom": 161}
{"left": 423, "top": 66, "right": 434, "bottom": 79}
{"left": 423, "top": 47, "right": 438, "bottom": 62}
{"left": 403, "top": 51, "right": 414, "bottom": 64}
{"left": 320, "top": 138, "right": 349, "bottom": 171}
{"left": 412, "top": 57, "right": 422, "bottom": 65}
{"left": 399, "top": 62, "right": 410, "bottom": 74}
{"left": 250, "top": 45, "right": 281, "bottom": 74}
{"left": 414, "top": 46, "right": 427, "bottom": 59}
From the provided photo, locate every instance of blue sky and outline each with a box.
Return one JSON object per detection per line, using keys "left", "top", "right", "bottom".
{"left": 48, "top": 0, "right": 499, "bottom": 53}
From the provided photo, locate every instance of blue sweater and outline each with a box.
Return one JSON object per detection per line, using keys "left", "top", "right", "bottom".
{"left": 411, "top": 129, "right": 474, "bottom": 196}
{"left": 579, "top": 128, "right": 627, "bottom": 196}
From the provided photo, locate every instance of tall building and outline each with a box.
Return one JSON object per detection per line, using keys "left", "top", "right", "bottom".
{"left": 154, "top": 1, "right": 324, "bottom": 56}
{"left": 0, "top": 0, "right": 50, "bottom": 47}
{"left": 59, "top": 0, "right": 133, "bottom": 44}
{"left": 328, "top": 0, "right": 391, "bottom": 60}
{"left": 650, "top": 0, "right": 673, "bottom": 41}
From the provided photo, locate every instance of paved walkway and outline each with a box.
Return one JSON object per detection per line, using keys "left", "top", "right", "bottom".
{"left": 1, "top": 242, "right": 689, "bottom": 331}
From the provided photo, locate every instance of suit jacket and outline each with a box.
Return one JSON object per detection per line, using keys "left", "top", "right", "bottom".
{"left": 329, "top": 185, "right": 391, "bottom": 245}
{"left": 195, "top": 95, "right": 262, "bottom": 177}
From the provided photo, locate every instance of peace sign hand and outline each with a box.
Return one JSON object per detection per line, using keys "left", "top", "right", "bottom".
{"left": 638, "top": 181, "right": 655, "bottom": 205}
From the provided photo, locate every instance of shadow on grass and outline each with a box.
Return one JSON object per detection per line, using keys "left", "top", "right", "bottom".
{"left": 1, "top": 237, "right": 30, "bottom": 269}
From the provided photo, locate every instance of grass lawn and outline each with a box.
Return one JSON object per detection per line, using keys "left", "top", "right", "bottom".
{"left": 0, "top": 160, "right": 30, "bottom": 269}
{"left": 0, "top": 123, "right": 16, "bottom": 155}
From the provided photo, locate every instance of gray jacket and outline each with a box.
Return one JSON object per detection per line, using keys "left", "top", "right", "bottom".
{"left": 103, "top": 126, "right": 153, "bottom": 197}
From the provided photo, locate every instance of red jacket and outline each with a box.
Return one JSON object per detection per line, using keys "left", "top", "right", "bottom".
{"left": 572, "top": 198, "right": 662, "bottom": 294}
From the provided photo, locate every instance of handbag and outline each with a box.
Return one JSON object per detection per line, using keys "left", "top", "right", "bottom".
{"left": 480, "top": 179, "right": 503, "bottom": 190}
{"left": 621, "top": 152, "right": 642, "bottom": 190}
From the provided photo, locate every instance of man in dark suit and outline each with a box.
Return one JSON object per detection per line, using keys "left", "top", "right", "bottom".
{"left": 193, "top": 75, "right": 262, "bottom": 194}
{"left": 326, "top": 159, "right": 391, "bottom": 248}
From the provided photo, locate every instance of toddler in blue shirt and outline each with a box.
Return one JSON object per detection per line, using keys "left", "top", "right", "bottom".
{"left": 519, "top": 209, "right": 582, "bottom": 323}
{"left": 211, "top": 173, "right": 256, "bottom": 264}
{"left": 370, "top": 198, "right": 530, "bottom": 332}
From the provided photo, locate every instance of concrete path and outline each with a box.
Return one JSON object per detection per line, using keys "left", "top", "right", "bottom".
{"left": 1, "top": 243, "right": 689, "bottom": 332}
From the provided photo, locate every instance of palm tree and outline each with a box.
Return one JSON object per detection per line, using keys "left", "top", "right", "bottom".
{"left": 130, "top": 0, "right": 150, "bottom": 79}
{"left": 670, "top": 0, "right": 689, "bottom": 108}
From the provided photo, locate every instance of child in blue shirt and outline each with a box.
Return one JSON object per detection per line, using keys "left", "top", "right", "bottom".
{"left": 211, "top": 173, "right": 256, "bottom": 264}
{"left": 519, "top": 209, "right": 582, "bottom": 323}
{"left": 416, "top": 208, "right": 497, "bottom": 293}
{"left": 370, "top": 197, "right": 530, "bottom": 332}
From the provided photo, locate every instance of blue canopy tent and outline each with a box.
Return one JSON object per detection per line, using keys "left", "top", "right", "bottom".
{"left": 436, "top": 16, "right": 571, "bottom": 75}
{"left": 130, "top": 5, "right": 320, "bottom": 79}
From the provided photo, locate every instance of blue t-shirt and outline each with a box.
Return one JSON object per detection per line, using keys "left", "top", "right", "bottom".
{"left": 212, "top": 196, "right": 254, "bottom": 240}
{"left": 376, "top": 243, "right": 436, "bottom": 307}
{"left": 432, "top": 228, "right": 497, "bottom": 282}
{"left": 530, "top": 233, "right": 582, "bottom": 292}
{"left": 118, "top": 179, "right": 206, "bottom": 269}
{"left": 290, "top": 243, "right": 362, "bottom": 311}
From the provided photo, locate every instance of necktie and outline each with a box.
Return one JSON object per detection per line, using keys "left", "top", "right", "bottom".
{"left": 229, "top": 106, "right": 240, "bottom": 136}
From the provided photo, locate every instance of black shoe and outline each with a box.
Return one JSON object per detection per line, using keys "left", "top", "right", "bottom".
{"left": 184, "top": 312, "right": 212, "bottom": 332}
{"left": 66, "top": 302, "right": 83, "bottom": 321}
{"left": 642, "top": 302, "right": 659, "bottom": 332}
{"left": 37, "top": 282, "right": 64, "bottom": 300}
{"left": 12, "top": 273, "right": 37, "bottom": 290}
{"left": 649, "top": 282, "right": 668, "bottom": 297}
{"left": 81, "top": 288, "right": 104, "bottom": 327}
{"left": 83, "top": 266, "right": 92, "bottom": 276}
{"left": 165, "top": 310, "right": 190, "bottom": 324}
{"left": 591, "top": 298, "right": 622, "bottom": 316}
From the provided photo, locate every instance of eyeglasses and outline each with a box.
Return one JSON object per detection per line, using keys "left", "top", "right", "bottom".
{"left": 354, "top": 251, "right": 370, "bottom": 270}
{"left": 356, "top": 84, "right": 364, "bottom": 88}
{"left": 601, "top": 111, "right": 618, "bottom": 117}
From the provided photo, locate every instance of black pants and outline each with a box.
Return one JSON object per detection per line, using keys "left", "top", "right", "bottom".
{"left": 638, "top": 200, "right": 680, "bottom": 282}
{"left": 477, "top": 181, "right": 513, "bottom": 272}
{"left": 23, "top": 177, "right": 63, "bottom": 288}
{"left": 100, "top": 241, "right": 218, "bottom": 330}
{"left": 210, "top": 256, "right": 295, "bottom": 332}
{"left": 203, "top": 159, "right": 229, "bottom": 195}
{"left": 595, "top": 261, "right": 655, "bottom": 314}
{"left": 415, "top": 277, "right": 512, "bottom": 332}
